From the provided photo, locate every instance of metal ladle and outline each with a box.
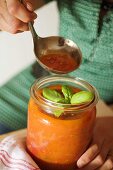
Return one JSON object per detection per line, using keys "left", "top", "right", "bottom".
{"left": 20, "top": 0, "right": 82, "bottom": 74}
{"left": 29, "top": 22, "right": 82, "bottom": 74}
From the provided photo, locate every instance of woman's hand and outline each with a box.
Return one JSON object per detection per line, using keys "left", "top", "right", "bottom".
{"left": 0, "top": 0, "right": 37, "bottom": 33}
{"left": 77, "top": 117, "right": 113, "bottom": 170}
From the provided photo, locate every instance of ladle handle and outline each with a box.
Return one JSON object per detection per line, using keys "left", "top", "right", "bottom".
{"left": 28, "top": 22, "right": 38, "bottom": 39}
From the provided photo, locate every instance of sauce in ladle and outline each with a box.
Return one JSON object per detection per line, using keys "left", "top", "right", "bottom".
{"left": 40, "top": 53, "right": 77, "bottom": 73}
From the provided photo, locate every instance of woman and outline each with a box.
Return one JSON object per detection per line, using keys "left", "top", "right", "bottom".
{"left": 0, "top": 0, "right": 113, "bottom": 169}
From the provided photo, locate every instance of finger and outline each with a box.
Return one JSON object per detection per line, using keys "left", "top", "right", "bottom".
{"left": 7, "top": 19, "right": 29, "bottom": 33}
{"left": 77, "top": 140, "right": 110, "bottom": 170}
{"left": 0, "top": 15, "right": 10, "bottom": 32}
{"left": 2, "top": 1, "right": 30, "bottom": 33}
{"left": 80, "top": 155, "right": 105, "bottom": 170}
{"left": 2, "top": 13, "right": 29, "bottom": 33}
{"left": 99, "top": 156, "right": 113, "bottom": 170}
{"left": 15, "top": 22, "right": 29, "bottom": 32}
{"left": 6, "top": 0, "right": 37, "bottom": 23}
{"left": 77, "top": 143, "right": 101, "bottom": 168}
{"left": 0, "top": 15, "right": 29, "bottom": 33}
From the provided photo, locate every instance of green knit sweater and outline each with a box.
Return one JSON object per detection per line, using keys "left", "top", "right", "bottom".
{"left": 56, "top": 0, "right": 113, "bottom": 103}
{"left": 0, "top": 0, "right": 113, "bottom": 133}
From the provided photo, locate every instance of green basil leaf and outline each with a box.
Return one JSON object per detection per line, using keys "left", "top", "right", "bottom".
{"left": 62, "top": 85, "right": 73, "bottom": 103}
{"left": 42, "top": 88, "right": 63, "bottom": 102}
{"left": 53, "top": 109, "right": 63, "bottom": 117}
{"left": 71, "top": 91, "right": 94, "bottom": 104}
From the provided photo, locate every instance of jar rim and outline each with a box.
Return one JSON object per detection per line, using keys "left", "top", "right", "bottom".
{"left": 30, "top": 75, "right": 99, "bottom": 113}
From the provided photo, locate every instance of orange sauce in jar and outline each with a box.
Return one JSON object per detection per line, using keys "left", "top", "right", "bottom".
{"left": 26, "top": 76, "right": 99, "bottom": 170}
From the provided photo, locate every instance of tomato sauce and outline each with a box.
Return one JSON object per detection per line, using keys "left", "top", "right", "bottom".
{"left": 40, "top": 53, "right": 77, "bottom": 72}
{"left": 27, "top": 84, "right": 96, "bottom": 170}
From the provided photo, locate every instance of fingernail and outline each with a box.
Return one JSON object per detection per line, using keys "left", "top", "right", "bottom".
{"left": 22, "top": 0, "right": 33, "bottom": 11}
{"left": 77, "top": 160, "right": 85, "bottom": 168}
{"left": 26, "top": 2, "right": 33, "bottom": 11}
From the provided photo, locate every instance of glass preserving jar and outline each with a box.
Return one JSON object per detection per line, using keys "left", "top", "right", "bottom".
{"left": 26, "top": 75, "right": 99, "bottom": 170}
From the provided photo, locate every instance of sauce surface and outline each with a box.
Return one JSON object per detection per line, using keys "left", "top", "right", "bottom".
{"left": 40, "top": 53, "right": 77, "bottom": 72}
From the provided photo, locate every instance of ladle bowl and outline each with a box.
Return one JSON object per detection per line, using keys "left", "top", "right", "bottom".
{"left": 29, "top": 22, "right": 82, "bottom": 74}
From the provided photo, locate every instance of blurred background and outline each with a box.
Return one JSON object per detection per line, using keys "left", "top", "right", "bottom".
{"left": 0, "top": 1, "right": 59, "bottom": 86}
